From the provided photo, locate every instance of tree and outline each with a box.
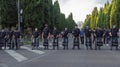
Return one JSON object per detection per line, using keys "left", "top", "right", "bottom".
{"left": 0, "top": 0, "right": 76, "bottom": 31}
{"left": 96, "top": 8, "right": 104, "bottom": 28}
{"left": 83, "top": 0, "right": 120, "bottom": 29}
{"left": 83, "top": 15, "right": 91, "bottom": 29}
{"left": 0, "top": 0, "right": 18, "bottom": 28}
{"left": 66, "top": 13, "right": 76, "bottom": 31}
{"left": 53, "top": 0, "right": 61, "bottom": 28}
{"left": 104, "top": 3, "right": 111, "bottom": 28}
{"left": 58, "top": 13, "right": 67, "bottom": 31}
{"left": 90, "top": 7, "right": 98, "bottom": 30}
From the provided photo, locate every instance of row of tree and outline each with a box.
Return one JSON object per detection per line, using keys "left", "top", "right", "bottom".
{"left": 0, "top": 0, "right": 76, "bottom": 31}
{"left": 83, "top": 0, "right": 120, "bottom": 30}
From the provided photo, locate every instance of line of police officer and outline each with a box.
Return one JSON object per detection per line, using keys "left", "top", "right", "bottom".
{"left": 0, "top": 29, "right": 21, "bottom": 50}
{"left": 32, "top": 24, "right": 119, "bottom": 50}
{"left": 84, "top": 25, "right": 119, "bottom": 50}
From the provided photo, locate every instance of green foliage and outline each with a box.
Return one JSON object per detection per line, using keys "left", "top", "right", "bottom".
{"left": 83, "top": 0, "right": 120, "bottom": 29}
{"left": 96, "top": 8, "right": 104, "bottom": 28}
{"left": 66, "top": 13, "right": 76, "bottom": 31}
{"left": 83, "top": 15, "right": 91, "bottom": 29}
{"left": 0, "top": 0, "right": 18, "bottom": 27}
{"left": 110, "top": 0, "right": 120, "bottom": 28}
{"left": 0, "top": 0, "right": 75, "bottom": 31}
{"left": 90, "top": 7, "right": 98, "bottom": 30}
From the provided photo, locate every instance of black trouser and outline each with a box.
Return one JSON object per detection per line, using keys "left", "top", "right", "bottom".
{"left": 111, "top": 37, "right": 118, "bottom": 46}
{"left": 105, "top": 36, "right": 110, "bottom": 44}
{"left": 103, "top": 36, "right": 105, "bottom": 44}
{"left": 110, "top": 37, "right": 118, "bottom": 50}
{"left": 43, "top": 36, "right": 49, "bottom": 49}
{"left": 0, "top": 38, "right": 4, "bottom": 50}
{"left": 15, "top": 38, "right": 19, "bottom": 49}
{"left": 7, "top": 38, "right": 12, "bottom": 49}
{"left": 73, "top": 37, "right": 80, "bottom": 49}
{"left": 63, "top": 37, "right": 68, "bottom": 49}
{"left": 85, "top": 37, "right": 92, "bottom": 50}
{"left": 80, "top": 36, "right": 84, "bottom": 44}
{"left": 4, "top": 38, "right": 8, "bottom": 49}
{"left": 93, "top": 36, "right": 96, "bottom": 44}
{"left": 33, "top": 38, "right": 39, "bottom": 47}
{"left": 53, "top": 37, "right": 59, "bottom": 49}
{"left": 11, "top": 38, "right": 19, "bottom": 50}
{"left": 0, "top": 38, "right": 5, "bottom": 50}
{"left": 95, "top": 37, "right": 103, "bottom": 50}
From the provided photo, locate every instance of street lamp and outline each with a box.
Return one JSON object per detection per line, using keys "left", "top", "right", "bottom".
{"left": 18, "top": 0, "right": 23, "bottom": 32}
{"left": 20, "top": 9, "right": 23, "bottom": 23}
{"left": 18, "top": 0, "right": 20, "bottom": 31}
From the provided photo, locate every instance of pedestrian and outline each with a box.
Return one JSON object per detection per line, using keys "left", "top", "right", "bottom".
{"left": 94, "top": 27, "right": 104, "bottom": 50}
{"left": 0, "top": 29, "right": 6, "bottom": 50}
{"left": 62, "top": 27, "right": 69, "bottom": 50}
{"left": 84, "top": 26, "right": 92, "bottom": 50}
{"left": 42, "top": 24, "right": 50, "bottom": 49}
{"left": 52, "top": 26, "right": 59, "bottom": 50}
{"left": 80, "top": 29, "right": 84, "bottom": 45}
{"left": 110, "top": 25, "right": 119, "bottom": 50}
{"left": 32, "top": 28, "right": 40, "bottom": 50}
{"left": 72, "top": 25, "right": 80, "bottom": 50}
{"left": 13, "top": 29, "right": 20, "bottom": 50}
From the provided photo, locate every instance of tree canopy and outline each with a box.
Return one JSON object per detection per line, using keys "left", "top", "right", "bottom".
{"left": 0, "top": 0, "right": 76, "bottom": 31}
{"left": 83, "top": 0, "right": 120, "bottom": 29}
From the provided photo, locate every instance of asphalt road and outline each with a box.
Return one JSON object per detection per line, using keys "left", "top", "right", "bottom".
{"left": 0, "top": 36, "right": 120, "bottom": 67}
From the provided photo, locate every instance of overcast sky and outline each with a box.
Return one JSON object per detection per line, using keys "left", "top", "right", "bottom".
{"left": 53, "top": 0, "right": 112, "bottom": 23}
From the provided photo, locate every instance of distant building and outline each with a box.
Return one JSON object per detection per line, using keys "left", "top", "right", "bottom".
{"left": 77, "top": 21, "right": 83, "bottom": 29}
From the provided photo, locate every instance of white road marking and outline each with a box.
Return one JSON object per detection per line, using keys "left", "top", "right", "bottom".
{"left": 21, "top": 46, "right": 45, "bottom": 54}
{"left": 0, "top": 63, "right": 8, "bottom": 67}
{"left": 5, "top": 50, "right": 28, "bottom": 62}
{"left": 39, "top": 45, "right": 44, "bottom": 48}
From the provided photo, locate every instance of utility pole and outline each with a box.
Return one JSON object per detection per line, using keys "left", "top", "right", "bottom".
{"left": 18, "top": 0, "right": 20, "bottom": 31}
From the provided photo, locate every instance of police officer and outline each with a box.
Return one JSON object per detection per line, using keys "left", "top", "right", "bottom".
{"left": 80, "top": 29, "right": 84, "bottom": 44}
{"left": 118, "top": 28, "right": 120, "bottom": 45}
{"left": 42, "top": 24, "right": 50, "bottom": 49}
{"left": 62, "top": 27, "right": 69, "bottom": 50}
{"left": 104, "top": 28, "right": 110, "bottom": 46}
{"left": 110, "top": 25, "right": 119, "bottom": 50}
{"left": 72, "top": 25, "right": 80, "bottom": 50}
{"left": 6, "top": 28, "right": 14, "bottom": 49}
{"left": 0, "top": 29, "right": 6, "bottom": 50}
{"left": 52, "top": 27, "right": 59, "bottom": 50}
{"left": 4, "top": 28, "right": 8, "bottom": 49}
{"left": 13, "top": 29, "right": 20, "bottom": 50}
{"left": 32, "top": 28, "right": 40, "bottom": 50}
{"left": 84, "top": 26, "right": 92, "bottom": 50}
{"left": 94, "top": 27, "right": 104, "bottom": 50}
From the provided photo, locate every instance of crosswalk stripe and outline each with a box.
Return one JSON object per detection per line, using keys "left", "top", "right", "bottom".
{"left": 39, "top": 45, "right": 44, "bottom": 48}
{"left": 21, "top": 46, "right": 45, "bottom": 54}
{"left": 5, "top": 50, "right": 28, "bottom": 62}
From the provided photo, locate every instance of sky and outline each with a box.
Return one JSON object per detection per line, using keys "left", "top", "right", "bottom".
{"left": 53, "top": 0, "right": 112, "bottom": 23}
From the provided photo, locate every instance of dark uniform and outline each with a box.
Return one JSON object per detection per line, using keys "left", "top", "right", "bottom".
{"left": 7, "top": 30, "right": 14, "bottom": 49}
{"left": 80, "top": 30, "right": 84, "bottom": 44}
{"left": 84, "top": 28, "right": 92, "bottom": 50}
{"left": 12, "top": 30, "right": 20, "bottom": 50}
{"left": 52, "top": 27, "right": 59, "bottom": 50}
{"left": 43, "top": 26, "right": 50, "bottom": 49}
{"left": 72, "top": 28, "right": 80, "bottom": 49}
{"left": 104, "top": 29, "right": 110, "bottom": 44}
{"left": 110, "top": 27, "right": 119, "bottom": 50}
{"left": 95, "top": 28, "right": 104, "bottom": 50}
{"left": 4, "top": 30, "right": 9, "bottom": 49}
{"left": 32, "top": 30, "right": 40, "bottom": 49}
{"left": 0, "top": 30, "right": 6, "bottom": 50}
{"left": 62, "top": 28, "right": 69, "bottom": 50}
